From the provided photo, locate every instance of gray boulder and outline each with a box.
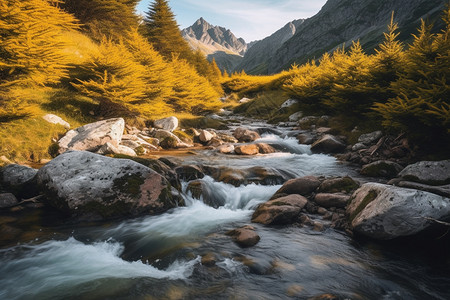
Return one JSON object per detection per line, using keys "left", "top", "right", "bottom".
{"left": 347, "top": 183, "right": 450, "bottom": 240}
{"left": 398, "top": 160, "right": 450, "bottom": 185}
{"left": 280, "top": 99, "right": 298, "bottom": 109}
{"left": 310, "top": 135, "right": 346, "bottom": 154}
{"left": 288, "top": 112, "right": 303, "bottom": 122}
{"left": 36, "top": 151, "right": 179, "bottom": 220}
{"left": 58, "top": 118, "right": 124, "bottom": 154}
{"left": 0, "top": 193, "right": 19, "bottom": 208}
{"left": 153, "top": 116, "right": 178, "bottom": 132}
{"left": 0, "top": 164, "right": 38, "bottom": 198}
{"left": 358, "top": 131, "right": 383, "bottom": 145}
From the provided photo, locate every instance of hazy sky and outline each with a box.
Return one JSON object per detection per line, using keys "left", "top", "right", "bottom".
{"left": 137, "top": 0, "right": 327, "bottom": 42}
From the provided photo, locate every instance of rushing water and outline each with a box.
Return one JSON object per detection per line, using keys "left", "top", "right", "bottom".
{"left": 0, "top": 122, "right": 449, "bottom": 300}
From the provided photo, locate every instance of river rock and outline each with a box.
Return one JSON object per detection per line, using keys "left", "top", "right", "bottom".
{"left": 58, "top": 118, "right": 124, "bottom": 154}
{"left": 153, "top": 116, "right": 178, "bottom": 132}
{"left": 289, "top": 112, "right": 303, "bottom": 122}
{"left": 217, "top": 144, "right": 234, "bottom": 154}
{"left": 318, "top": 177, "right": 359, "bottom": 193}
{"left": 199, "top": 130, "right": 214, "bottom": 143}
{"left": 360, "top": 160, "right": 403, "bottom": 178}
{"left": 314, "top": 193, "right": 350, "bottom": 208}
{"left": 252, "top": 194, "right": 308, "bottom": 225}
{"left": 297, "top": 132, "right": 316, "bottom": 145}
{"left": 175, "top": 165, "right": 204, "bottom": 181}
{"left": 275, "top": 176, "right": 321, "bottom": 196}
{"left": 36, "top": 151, "right": 179, "bottom": 220}
{"left": 42, "top": 114, "right": 70, "bottom": 129}
{"left": 256, "top": 143, "right": 277, "bottom": 154}
{"left": 347, "top": 183, "right": 450, "bottom": 240}
{"left": 233, "top": 128, "right": 261, "bottom": 143}
{"left": 153, "top": 130, "right": 188, "bottom": 149}
{"left": 235, "top": 144, "right": 259, "bottom": 155}
{"left": 226, "top": 225, "right": 260, "bottom": 247}
{"left": 0, "top": 164, "right": 38, "bottom": 198}
{"left": 395, "top": 181, "right": 450, "bottom": 198}
{"left": 97, "top": 142, "right": 137, "bottom": 157}
{"left": 0, "top": 193, "right": 18, "bottom": 208}
{"left": 311, "top": 135, "right": 346, "bottom": 154}
{"left": 358, "top": 131, "right": 383, "bottom": 145}
{"left": 397, "top": 160, "right": 450, "bottom": 185}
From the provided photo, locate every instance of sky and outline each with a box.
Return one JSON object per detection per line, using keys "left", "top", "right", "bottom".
{"left": 137, "top": 0, "right": 327, "bottom": 42}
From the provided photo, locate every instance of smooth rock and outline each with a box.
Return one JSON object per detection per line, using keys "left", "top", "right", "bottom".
{"left": 0, "top": 164, "right": 38, "bottom": 198}
{"left": 288, "top": 112, "right": 303, "bottom": 122}
{"left": 275, "top": 176, "right": 321, "bottom": 196}
{"left": 360, "top": 160, "right": 403, "bottom": 178}
{"left": 256, "top": 143, "right": 277, "bottom": 154}
{"left": 318, "top": 177, "right": 359, "bottom": 193}
{"left": 153, "top": 116, "right": 178, "bottom": 132}
{"left": 297, "top": 132, "right": 316, "bottom": 145}
{"left": 252, "top": 194, "right": 308, "bottom": 225}
{"left": 235, "top": 144, "right": 259, "bottom": 155}
{"left": 36, "top": 151, "right": 179, "bottom": 220}
{"left": 199, "top": 130, "right": 214, "bottom": 143}
{"left": 239, "top": 97, "right": 251, "bottom": 103}
{"left": 226, "top": 225, "right": 260, "bottom": 247}
{"left": 233, "top": 128, "right": 261, "bottom": 143}
{"left": 314, "top": 193, "right": 350, "bottom": 208}
{"left": 0, "top": 193, "right": 19, "bottom": 208}
{"left": 42, "top": 114, "right": 70, "bottom": 129}
{"left": 175, "top": 165, "right": 204, "bottom": 181}
{"left": 201, "top": 253, "right": 217, "bottom": 267}
{"left": 58, "top": 118, "right": 124, "bottom": 154}
{"left": 358, "top": 131, "right": 383, "bottom": 145}
{"left": 398, "top": 160, "right": 450, "bottom": 185}
{"left": 97, "top": 142, "right": 137, "bottom": 157}
{"left": 347, "top": 183, "right": 450, "bottom": 240}
{"left": 311, "top": 135, "right": 346, "bottom": 154}
{"left": 281, "top": 99, "right": 298, "bottom": 108}
{"left": 217, "top": 144, "right": 235, "bottom": 154}
{"left": 396, "top": 181, "right": 450, "bottom": 198}
{"left": 352, "top": 143, "right": 367, "bottom": 151}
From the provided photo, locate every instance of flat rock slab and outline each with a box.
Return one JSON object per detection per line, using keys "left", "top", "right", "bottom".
{"left": 347, "top": 183, "right": 450, "bottom": 240}
{"left": 36, "top": 151, "right": 178, "bottom": 220}
{"left": 58, "top": 118, "right": 124, "bottom": 154}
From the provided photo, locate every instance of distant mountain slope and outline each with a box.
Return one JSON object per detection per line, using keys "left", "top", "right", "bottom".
{"left": 266, "top": 0, "right": 446, "bottom": 73}
{"left": 235, "top": 19, "right": 305, "bottom": 74}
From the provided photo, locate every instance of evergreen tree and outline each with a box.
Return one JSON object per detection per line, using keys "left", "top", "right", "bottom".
{"left": 144, "top": 0, "right": 192, "bottom": 60}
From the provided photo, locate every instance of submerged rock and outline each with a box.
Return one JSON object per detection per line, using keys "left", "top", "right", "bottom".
{"left": 347, "top": 183, "right": 450, "bottom": 240}
{"left": 226, "top": 225, "right": 260, "bottom": 247}
{"left": 36, "top": 151, "right": 180, "bottom": 220}
{"left": 398, "top": 160, "right": 450, "bottom": 185}
{"left": 252, "top": 194, "right": 308, "bottom": 225}
{"left": 58, "top": 118, "right": 124, "bottom": 154}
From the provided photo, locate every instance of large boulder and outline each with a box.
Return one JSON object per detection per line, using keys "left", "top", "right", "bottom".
{"left": 36, "top": 151, "right": 180, "bottom": 220}
{"left": 0, "top": 164, "right": 38, "bottom": 198}
{"left": 347, "top": 183, "right": 450, "bottom": 240}
{"left": 153, "top": 116, "right": 178, "bottom": 132}
{"left": 42, "top": 114, "right": 70, "bottom": 129}
{"left": 233, "top": 128, "right": 261, "bottom": 143}
{"left": 397, "top": 160, "right": 450, "bottom": 185}
{"left": 58, "top": 118, "right": 124, "bottom": 154}
{"left": 310, "top": 135, "right": 346, "bottom": 154}
{"left": 360, "top": 160, "right": 403, "bottom": 178}
{"left": 252, "top": 194, "right": 308, "bottom": 225}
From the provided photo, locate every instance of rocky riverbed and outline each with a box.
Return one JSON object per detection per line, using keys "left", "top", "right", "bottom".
{"left": 0, "top": 110, "right": 449, "bottom": 299}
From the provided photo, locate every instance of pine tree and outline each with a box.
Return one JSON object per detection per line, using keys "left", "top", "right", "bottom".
{"left": 144, "top": 0, "right": 192, "bottom": 60}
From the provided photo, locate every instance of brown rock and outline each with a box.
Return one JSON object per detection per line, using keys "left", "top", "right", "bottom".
{"left": 201, "top": 253, "right": 217, "bottom": 267}
{"left": 217, "top": 144, "right": 234, "bottom": 154}
{"left": 235, "top": 144, "right": 259, "bottom": 155}
{"left": 252, "top": 194, "right": 308, "bottom": 225}
{"left": 318, "top": 177, "right": 359, "bottom": 193}
{"left": 314, "top": 193, "right": 350, "bottom": 208}
{"left": 226, "top": 225, "right": 260, "bottom": 247}
{"left": 275, "top": 176, "right": 321, "bottom": 196}
{"left": 256, "top": 143, "right": 277, "bottom": 154}
{"left": 233, "top": 128, "right": 261, "bottom": 142}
